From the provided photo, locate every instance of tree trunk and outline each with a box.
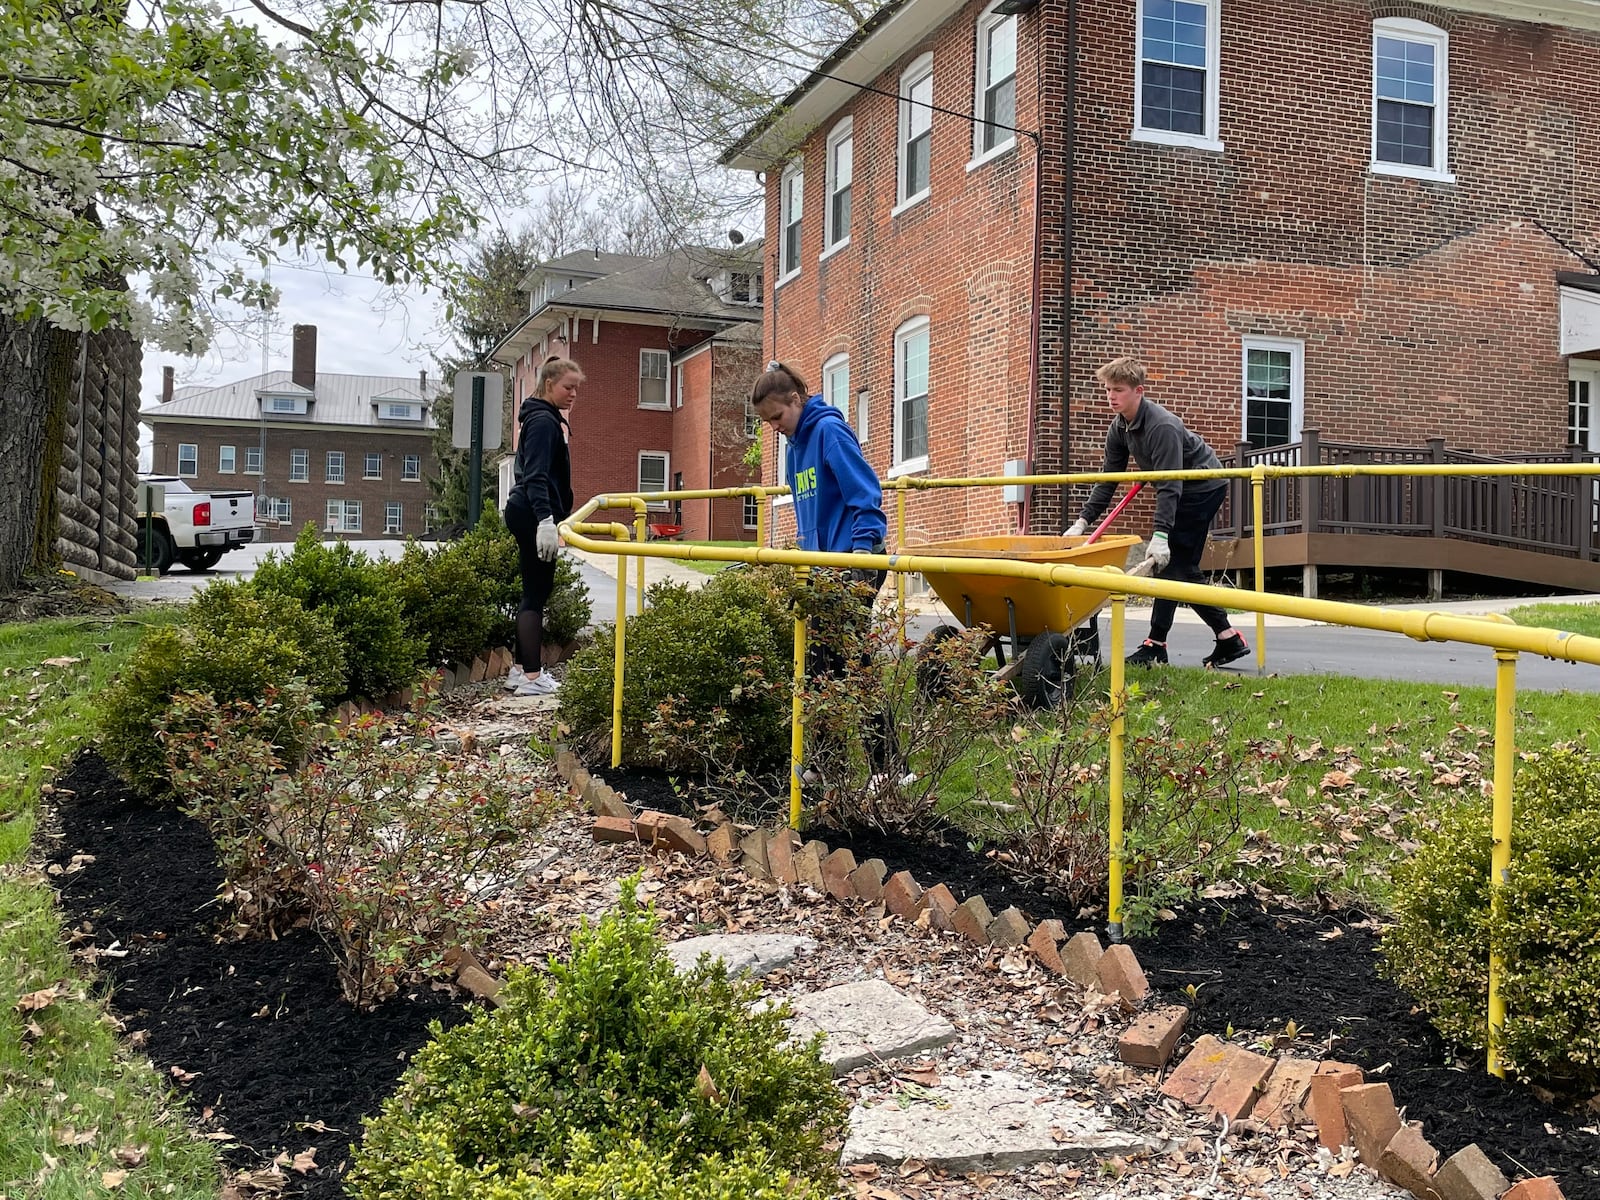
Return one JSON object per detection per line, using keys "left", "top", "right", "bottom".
{"left": 33, "top": 324, "right": 77, "bottom": 572}
{"left": 0, "top": 315, "right": 74, "bottom": 594}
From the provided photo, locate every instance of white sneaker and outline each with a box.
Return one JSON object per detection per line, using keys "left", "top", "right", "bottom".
{"left": 513, "top": 672, "right": 559, "bottom": 697}
{"left": 503, "top": 664, "right": 528, "bottom": 691}
{"left": 867, "top": 772, "right": 919, "bottom": 791}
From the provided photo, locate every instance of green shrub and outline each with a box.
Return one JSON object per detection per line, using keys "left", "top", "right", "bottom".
{"left": 348, "top": 880, "right": 846, "bottom": 1200}
{"left": 1383, "top": 745, "right": 1600, "bottom": 1090}
{"left": 558, "top": 567, "right": 793, "bottom": 772}
{"left": 388, "top": 540, "right": 500, "bottom": 666}
{"left": 249, "top": 525, "right": 421, "bottom": 698}
{"left": 447, "top": 512, "right": 593, "bottom": 648}
{"left": 97, "top": 582, "right": 339, "bottom": 797}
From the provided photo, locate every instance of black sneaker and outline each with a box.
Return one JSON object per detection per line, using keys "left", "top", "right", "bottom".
{"left": 1126, "top": 639, "right": 1168, "bottom": 667}
{"left": 1203, "top": 632, "right": 1250, "bottom": 669}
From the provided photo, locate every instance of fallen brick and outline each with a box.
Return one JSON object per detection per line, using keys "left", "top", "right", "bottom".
{"left": 1502, "top": 1179, "right": 1564, "bottom": 1200}
{"left": 1159, "top": 1034, "right": 1230, "bottom": 1106}
{"left": 1308, "top": 1062, "right": 1363, "bottom": 1153}
{"left": 456, "top": 965, "right": 503, "bottom": 1004}
{"left": 706, "top": 823, "right": 737, "bottom": 864}
{"left": 634, "top": 810, "right": 669, "bottom": 847}
{"left": 591, "top": 815, "right": 636, "bottom": 844}
{"left": 1117, "top": 1004, "right": 1189, "bottom": 1069}
{"left": 657, "top": 816, "right": 707, "bottom": 858}
{"left": 569, "top": 766, "right": 590, "bottom": 798}
{"left": 882, "top": 870, "right": 924, "bottom": 920}
{"left": 1203, "top": 1046, "right": 1275, "bottom": 1120}
{"left": 1096, "top": 943, "right": 1149, "bottom": 1010}
{"left": 1341, "top": 1082, "right": 1402, "bottom": 1166}
{"left": 1378, "top": 1124, "right": 1443, "bottom": 1200}
{"left": 987, "top": 906, "right": 1030, "bottom": 948}
{"left": 1434, "top": 1144, "right": 1512, "bottom": 1200}
{"left": 919, "top": 883, "right": 958, "bottom": 931}
{"left": 469, "top": 656, "right": 488, "bottom": 683}
{"left": 795, "top": 840, "right": 828, "bottom": 891}
{"left": 952, "top": 895, "right": 995, "bottom": 945}
{"left": 849, "top": 858, "right": 888, "bottom": 903}
{"left": 739, "top": 828, "right": 771, "bottom": 880}
{"left": 765, "top": 828, "right": 800, "bottom": 884}
{"left": 1060, "top": 930, "right": 1104, "bottom": 989}
{"left": 821, "top": 848, "right": 857, "bottom": 901}
{"left": 1252, "top": 1056, "right": 1317, "bottom": 1129}
{"left": 489, "top": 646, "right": 512, "bottom": 677}
{"left": 592, "top": 787, "right": 630, "bottom": 821}
{"left": 1027, "top": 919, "right": 1067, "bottom": 975}
{"left": 555, "top": 747, "right": 576, "bottom": 776}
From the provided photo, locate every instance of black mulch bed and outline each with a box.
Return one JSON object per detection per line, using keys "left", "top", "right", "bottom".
{"left": 47, "top": 751, "right": 474, "bottom": 1200}
{"left": 609, "top": 765, "right": 1600, "bottom": 1197}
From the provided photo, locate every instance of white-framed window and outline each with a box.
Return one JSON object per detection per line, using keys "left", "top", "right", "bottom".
{"left": 385, "top": 501, "right": 403, "bottom": 534}
{"left": 823, "top": 354, "right": 850, "bottom": 417}
{"left": 891, "top": 317, "right": 931, "bottom": 474}
{"left": 856, "top": 389, "right": 870, "bottom": 444}
{"left": 289, "top": 448, "right": 309, "bottom": 482}
{"left": 897, "top": 55, "right": 934, "bottom": 209}
{"left": 728, "top": 271, "right": 760, "bottom": 304}
{"left": 177, "top": 443, "right": 198, "bottom": 477}
{"left": 743, "top": 494, "right": 759, "bottom": 529}
{"left": 1241, "top": 337, "right": 1304, "bottom": 449}
{"left": 1372, "top": 18, "right": 1451, "bottom": 181}
{"left": 774, "top": 432, "right": 791, "bottom": 506}
{"left": 638, "top": 451, "right": 670, "bottom": 509}
{"left": 639, "top": 349, "right": 670, "bottom": 409}
{"left": 364, "top": 451, "right": 382, "bottom": 479}
{"left": 824, "top": 118, "right": 853, "bottom": 252}
{"left": 218, "top": 445, "right": 236, "bottom": 474}
{"left": 675, "top": 362, "right": 685, "bottom": 409}
{"left": 245, "top": 445, "right": 262, "bottom": 474}
{"left": 1571, "top": 364, "right": 1600, "bottom": 451}
{"left": 1134, "top": 0, "right": 1222, "bottom": 152}
{"left": 381, "top": 401, "right": 421, "bottom": 421}
{"left": 266, "top": 497, "right": 291, "bottom": 524}
{"left": 779, "top": 163, "right": 804, "bottom": 281}
{"left": 744, "top": 400, "right": 760, "bottom": 439}
{"left": 402, "top": 453, "right": 421, "bottom": 481}
{"left": 325, "top": 499, "right": 361, "bottom": 533}
{"left": 266, "top": 395, "right": 307, "bottom": 415}
{"left": 974, "top": 4, "right": 1017, "bottom": 160}
{"left": 325, "top": 450, "right": 345, "bottom": 484}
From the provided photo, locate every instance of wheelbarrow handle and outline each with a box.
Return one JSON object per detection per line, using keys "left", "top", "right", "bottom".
{"left": 1081, "top": 482, "right": 1144, "bottom": 546}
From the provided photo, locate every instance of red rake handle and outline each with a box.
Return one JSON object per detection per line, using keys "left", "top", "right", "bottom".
{"left": 1081, "top": 482, "right": 1143, "bottom": 546}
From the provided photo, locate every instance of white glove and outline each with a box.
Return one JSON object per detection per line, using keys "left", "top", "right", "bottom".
{"left": 536, "top": 517, "right": 559, "bottom": 562}
{"left": 1065, "top": 518, "right": 1088, "bottom": 537}
{"left": 1144, "top": 531, "right": 1171, "bottom": 572}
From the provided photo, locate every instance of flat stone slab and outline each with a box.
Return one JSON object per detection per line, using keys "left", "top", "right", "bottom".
{"left": 785, "top": 979, "right": 957, "bottom": 1074}
{"left": 841, "top": 1069, "right": 1155, "bottom": 1172}
{"left": 665, "top": 933, "right": 817, "bottom": 978}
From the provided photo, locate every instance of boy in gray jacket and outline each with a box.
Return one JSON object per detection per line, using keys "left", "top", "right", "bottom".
{"left": 1066, "top": 357, "right": 1249, "bottom": 668}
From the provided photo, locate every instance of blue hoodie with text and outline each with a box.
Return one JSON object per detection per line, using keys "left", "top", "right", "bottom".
{"left": 786, "top": 395, "right": 886, "bottom": 553}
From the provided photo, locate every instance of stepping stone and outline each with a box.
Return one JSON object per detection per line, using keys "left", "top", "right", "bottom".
{"left": 665, "top": 933, "right": 817, "bottom": 978}
{"left": 841, "top": 1069, "right": 1155, "bottom": 1172}
{"left": 785, "top": 979, "right": 957, "bottom": 1075}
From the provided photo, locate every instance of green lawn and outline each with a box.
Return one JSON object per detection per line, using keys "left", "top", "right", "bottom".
{"left": 677, "top": 540, "right": 761, "bottom": 575}
{"left": 1508, "top": 599, "right": 1600, "bottom": 638}
{"left": 0, "top": 603, "right": 218, "bottom": 1200}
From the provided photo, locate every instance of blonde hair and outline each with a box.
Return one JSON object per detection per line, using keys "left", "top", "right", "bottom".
{"left": 536, "top": 357, "right": 583, "bottom": 398}
{"left": 1094, "top": 357, "right": 1147, "bottom": 389}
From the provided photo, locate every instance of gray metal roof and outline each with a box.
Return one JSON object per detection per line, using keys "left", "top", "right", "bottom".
{"left": 147, "top": 370, "right": 436, "bottom": 429}
{"left": 547, "top": 247, "right": 762, "bottom": 324}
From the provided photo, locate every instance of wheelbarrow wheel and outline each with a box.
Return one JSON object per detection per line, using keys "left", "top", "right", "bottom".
{"left": 1015, "top": 632, "right": 1076, "bottom": 709}
{"left": 915, "top": 624, "right": 963, "bottom": 699}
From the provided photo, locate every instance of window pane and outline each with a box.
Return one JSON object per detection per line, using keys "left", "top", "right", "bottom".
{"left": 365, "top": 452, "right": 382, "bottom": 477}
{"left": 909, "top": 73, "right": 932, "bottom": 138}
{"left": 639, "top": 456, "right": 667, "bottom": 492}
{"left": 1376, "top": 37, "right": 1434, "bottom": 103}
{"left": 178, "top": 444, "right": 197, "bottom": 475}
{"left": 403, "top": 454, "right": 420, "bottom": 480}
{"left": 1376, "top": 99, "right": 1433, "bottom": 166}
{"left": 1246, "top": 401, "right": 1293, "bottom": 449}
{"left": 1141, "top": 62, "right": 1205, "bottom": 134}
{"left": 834, "top": 134, "right": 853, "bottom": 188}
{"left": 219, "top": 445, "right": 235, "bottom": 472}
{"left": 1246, "top": 349, "right": 1292, "bottom": 398}
{"left": 906, "top": 132, "right": 930, "bottom": 196}
{"left": 825, "top": 361, "right": 850, "bottom": 413}
{"left": 899, "top": 329, "right": 929, "bottom": 462}
{"left": 245, "top": 446, "right": 262, "bottom": 472}
{"left": 386, "top": 501, "right": 403, "bottom": 532}
{"left": 1143, "top": 0, "right": 1208, "bottom": 68}
{"left": 984, "top": 77, "right": 1016, "bottom": 150}
{"left": 290, "top": 449, "right": 308, "bottom": 481}
{"left": 1572, "top": 380, "right": 1593, "bottom": 445}
{"left": 831, "top": 186, "right": 851, "bottom": 243}
{"left": 743, "top": 494, "right": 758, "bottom": 528}
{"left": 987, "top": 16, "right": 1016, "bottom": 83}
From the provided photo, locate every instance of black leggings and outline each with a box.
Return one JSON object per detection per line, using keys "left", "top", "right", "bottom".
{"left": 1146, "top": 486, "right": 1232, "bottom": 643}
{"left": 807, "top": 572, "right": 892, "bottom": 773}
{"left": 503, "top": 498, "right": 558, "bottom": 672}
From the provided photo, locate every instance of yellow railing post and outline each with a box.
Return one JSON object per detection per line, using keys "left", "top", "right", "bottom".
{"left": 632, "top": 514, "right": 646, "bottom": 616}
{"left": 789, "top": 611, "right": 808, "bottom": 830}
{"left": 1107, "top": 593, "right": 1128, "bottom": 942}
{"left": 1488, "top": 645, "right": 1518, "bottom": 1078}
{"left": 611, "top": 545, "right": 627, "bottom": 769}
{"left": 895, "top": 483, "right": 908, "bottom": 622}
{"left": 1252, "top": 467, "right": 1266, "bottom": 672}
{"left": 756, "top": 488, "right": 767, "bottom": 547}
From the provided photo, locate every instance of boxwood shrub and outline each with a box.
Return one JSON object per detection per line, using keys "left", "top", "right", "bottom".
{"left": 1383, "top": 745, "right": 1600, "bottom": 1091}
{"left": 446, "top": 512, "right": 593, "bottom": 650}
{"left": 348, "top": 880, "right": 845, "bottom": 1200}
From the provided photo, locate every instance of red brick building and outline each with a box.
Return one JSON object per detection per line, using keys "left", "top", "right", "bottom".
{"left": 143, "top": 325, "right": 441, "bottom": 541}
{"left": 724, "top": 0, "right": 1600, "bottom": 544}
{"left": 489, "top": 247, "right": 765, "bottom": 540}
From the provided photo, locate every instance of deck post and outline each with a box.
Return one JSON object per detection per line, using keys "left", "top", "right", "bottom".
{"left": 1302, "top": 565, "right": 1318, "bottom": 598}
{"left": 1300, "top": 430, "right": 1320, "bottom": 536}
{"left": 1429, "top": 437, "right": 1446, "bottom": 539}
{"left": 1234, "top": 441, "right": 1251, "bottom": 539}
{"left": 1428, "top": 569, "right": 1444, "bottom": 601}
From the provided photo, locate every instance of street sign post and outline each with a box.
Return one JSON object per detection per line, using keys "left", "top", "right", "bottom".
{"left": 452, "top": 371, "right": 504, "bottom": 530}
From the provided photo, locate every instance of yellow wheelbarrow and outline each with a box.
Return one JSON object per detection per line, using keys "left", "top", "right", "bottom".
{"left": 908, "top": 533, "right": 1143, "bottom": 707}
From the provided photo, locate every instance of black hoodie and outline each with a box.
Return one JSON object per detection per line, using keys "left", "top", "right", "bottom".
{"left": 507, "top": 395, "right": 573, "bottom": 522}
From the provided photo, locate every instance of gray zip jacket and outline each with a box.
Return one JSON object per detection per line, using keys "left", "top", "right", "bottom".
{"left": 1076, "top": 398, "right": 1226, "bottom": 534}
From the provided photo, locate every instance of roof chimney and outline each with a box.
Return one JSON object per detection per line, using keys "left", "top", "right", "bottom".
{"left": 291, "top": 324, "right": 317, "bottom": 390}
{"left": 419, "top": 369, "right": 427, "bottom": 393}
{"left": 162, "top": 365, "right": 174, "bottom": 405}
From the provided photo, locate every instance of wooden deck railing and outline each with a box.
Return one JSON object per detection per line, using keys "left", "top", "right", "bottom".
{"left": 1217, "top": 430, "right": 1600, "bottom": 561}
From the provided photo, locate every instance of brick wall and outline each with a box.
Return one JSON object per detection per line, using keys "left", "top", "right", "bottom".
{"left": 147, "top": 423, "right": 438, "bottom": 540}
{"left": 757, "top": 0, "right": 1600, "bottom": 541}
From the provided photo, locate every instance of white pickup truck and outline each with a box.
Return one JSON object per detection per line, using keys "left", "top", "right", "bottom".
{"left": 136, "top": 476, "right": 259, "bottom": 574}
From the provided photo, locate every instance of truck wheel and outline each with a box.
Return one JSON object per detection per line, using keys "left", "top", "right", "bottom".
{"left": 1015, "top": 632, "right": 1076, "bottom": 709}
{"left": 178, "top": 549, "right": 223, "bottom": 572}
{"left": 140, "top": 527, "right": 175, "bottom": 575}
